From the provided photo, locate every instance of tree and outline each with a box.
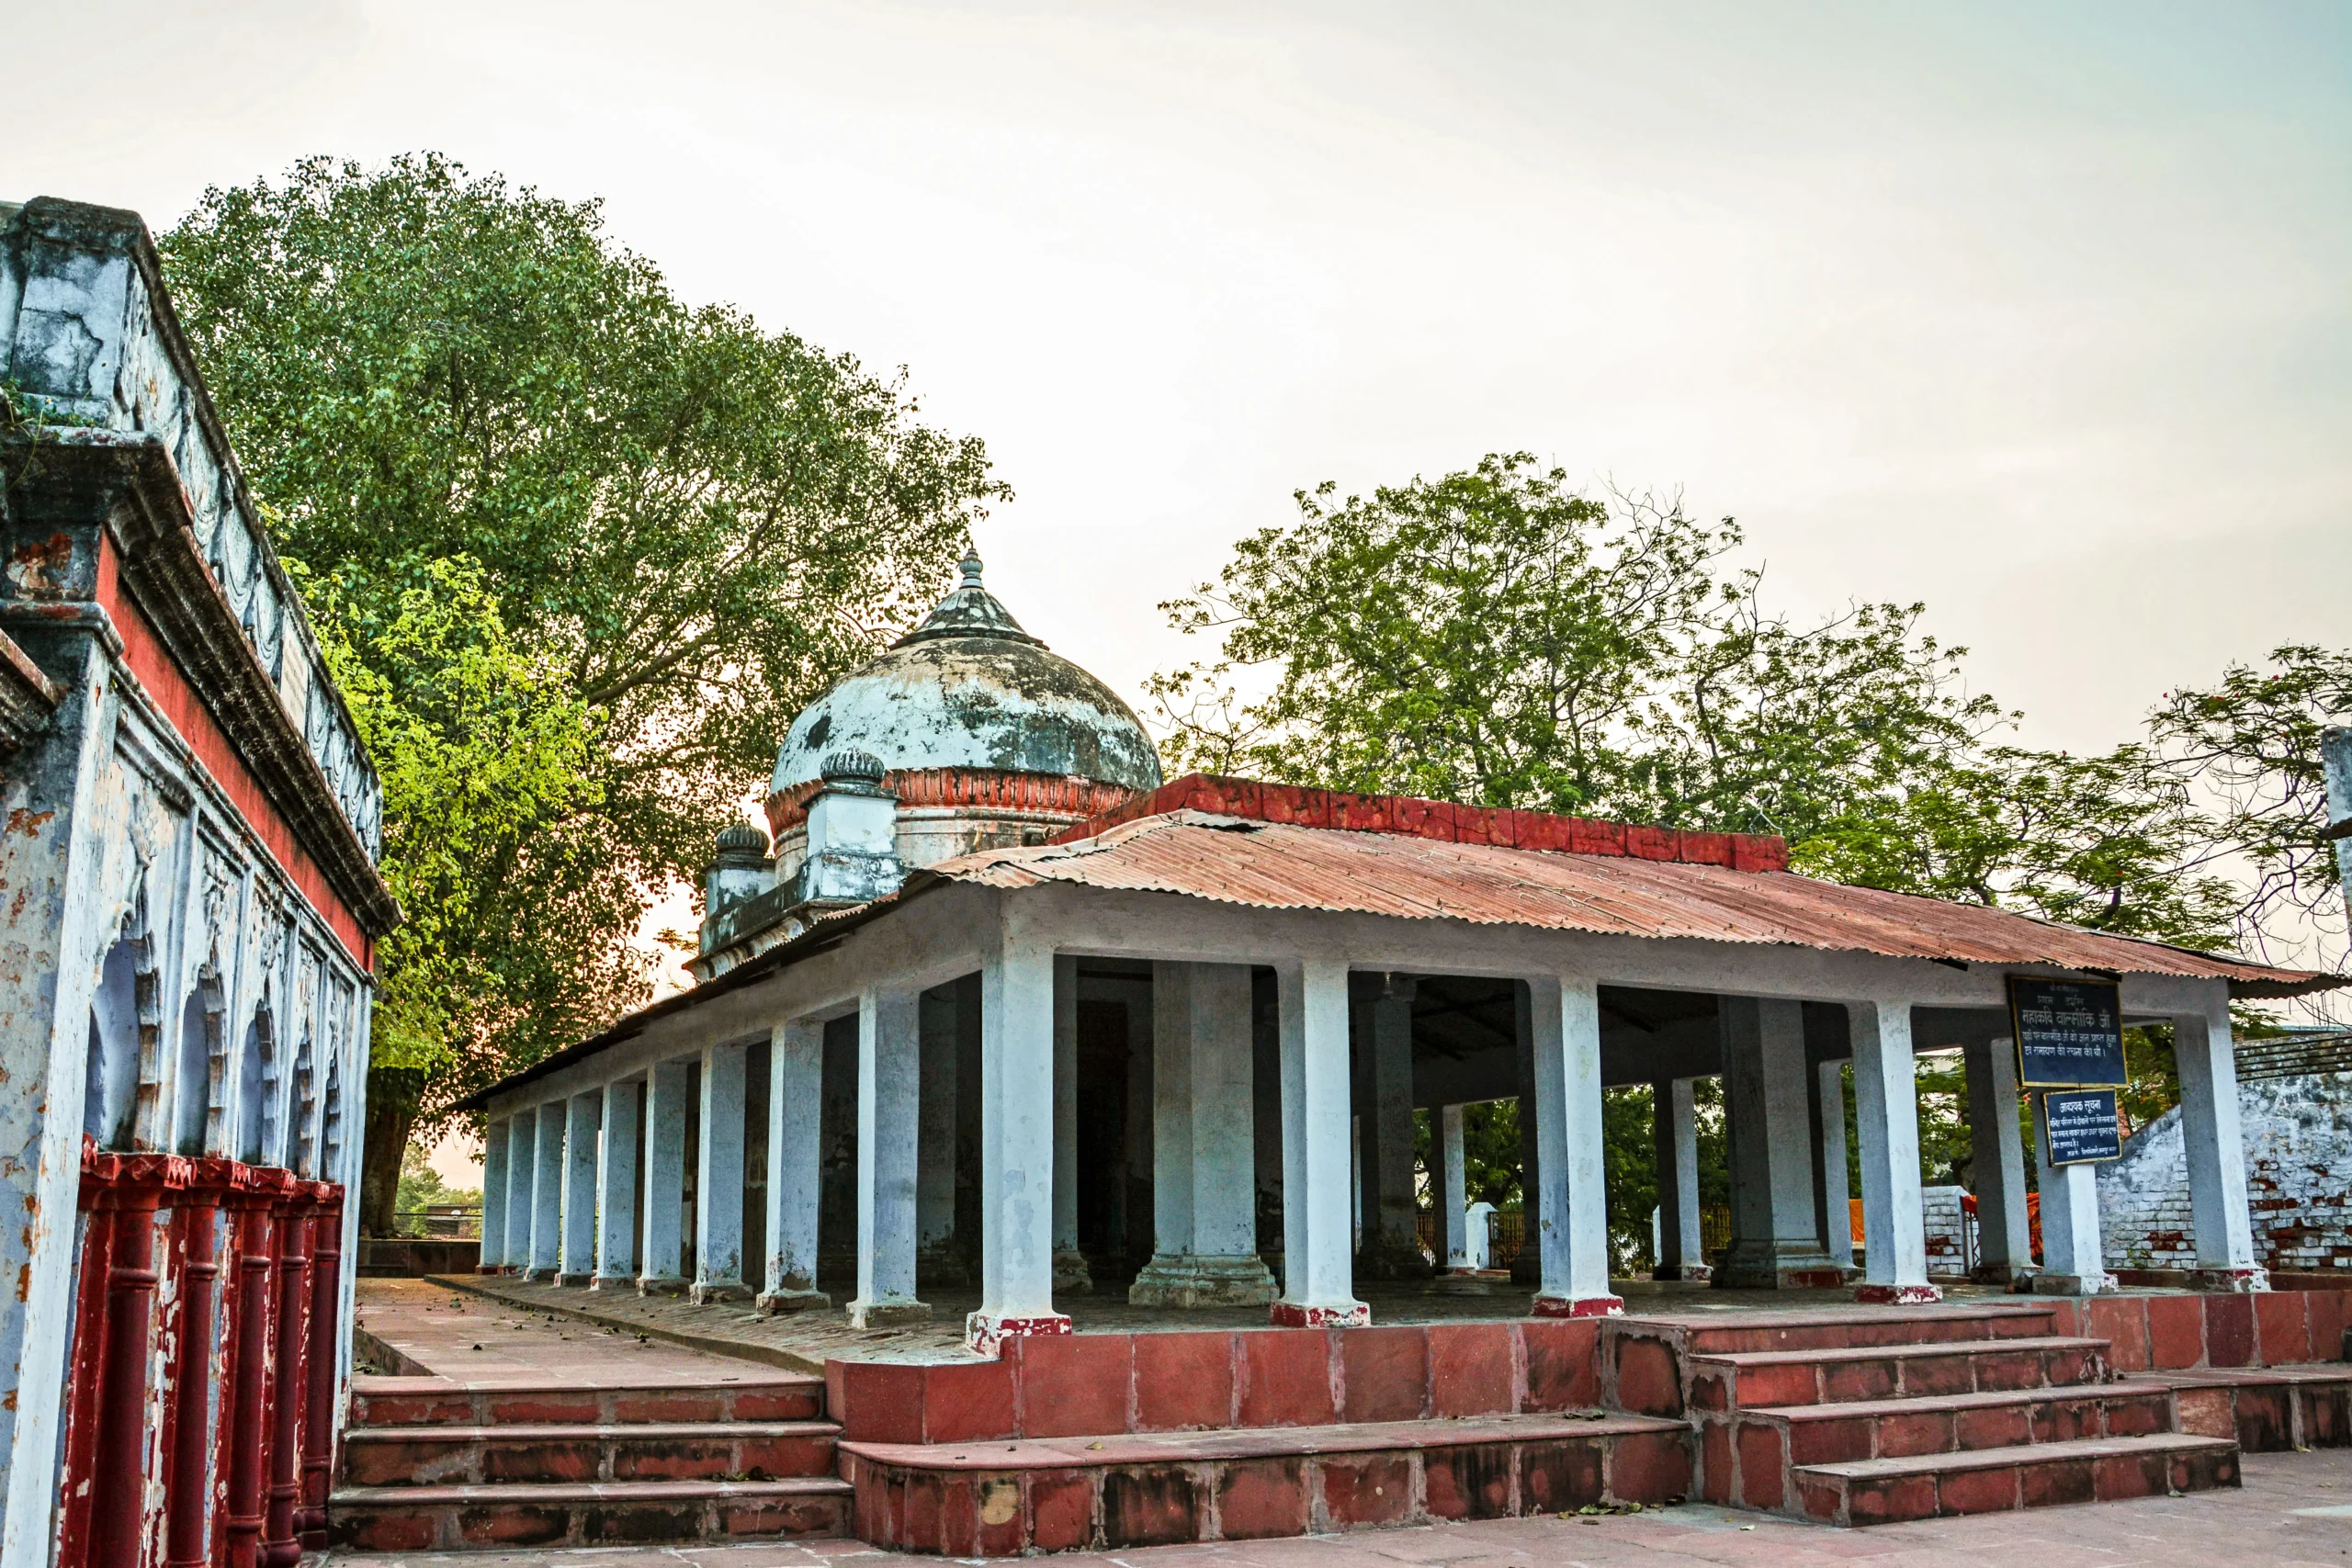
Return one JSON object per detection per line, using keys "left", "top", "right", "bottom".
{"left": 160, "top": 155, "right": 1007, "bottom": 1201}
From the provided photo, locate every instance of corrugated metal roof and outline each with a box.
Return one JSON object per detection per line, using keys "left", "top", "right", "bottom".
{"left": 933, "top": 810, "right": 2336, "bottom": 998}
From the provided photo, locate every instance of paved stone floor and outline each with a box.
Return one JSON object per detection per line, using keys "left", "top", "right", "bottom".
{"left": 322, "top": 1445, "right": 2352, "bottom": 1565}
{"left": 355, "top": 1279, "right": 811, "bottom": 1386}
{"left": 413, "top": 1275, "right": 2050, "bottom": 1370}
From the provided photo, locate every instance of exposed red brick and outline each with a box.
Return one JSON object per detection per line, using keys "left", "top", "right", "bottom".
{"left": 730, "top": 1385, "right": 822, "bottom": 1420}
{"left": 1320, "top": 1453, "right": 1413, "bottom": 1527}
{"left": 1699, "top": 1418, "right": 1733, "bottom": 1505}
{"left": 973, "top": 1476, "right": 1026, "bottom": 1557}
{"left": 1845, "top": 1472, "right": 1937, "bottom": 1525}
{"left": 1428, "top": 1323, "right": 1516, "bottom": 1416}
{"left": 487, "top": 1439, "right": 597, "bottom": 1483}
{"left": 1238, "top": 1329, "right": 1338, "bottom": 1427}
{"left": 1824, "top": 1356, "right": 1901, "bottom": 1403}
{"left": 1102, "top": 1468, "right": 1201, "bottom": 1547}
{"left": 1016, "top": 1332, "right": 1134, "bottom": 1438}
{"left": 2020, "top": 1456, "right": 2096, "bottom": 1509}
{"left": 1340, "top": 1326, "right": 1428, "bottom": 1422}
{"left": 2086, "top": 1297, "right": 2153, "bottom": 1372}
{"left": 2234, "top": 1386, "right": 2294, "bottom": 1451}
{"left": 1607, "top": 1334, "right": 1679, "bottom": 1416}
{"left": 1735, "top": 1359, "right": 1820, "bottom": 1407}
{"left": 1794, "top": 1475, "right": 1844, "bottom": 1521}
{"left": 1215, "top": 1458, "right": 1309, "bottom": 1540}
{"left": 2174, "top": 1387, "right": 2235, "bottom": 1438}
{"left": 2147, "top": 1296, "right": 2207, "bottom": 1370}
{"left": 1874, "top": 1410, "right": 1952, "bottom": 1458}
{"left": 1134, "top": 1331, "right": 1237, "bottom": 1431}
{"left": 611, "top": 1393, "right": 727, "bottom": 1423}
{"left": 2103, "top": 1393, "right": 2166, "bottom": 1438}
{"left": 484, "top": 1395, "right": 600, "bottom": 1425}
{"left": 2092, "top": 1450, "right": 2168, "bottom": 1501}
{"left": 456, "top": 1504, "right": 572, "bottom": 1547}
{"left": 1959, "top": 1404, "right": 2032, "bottom": 1450}
{"left": 734, "top": 1434, "right": 833, "bottom": 1480}
{"left": 1936, "top": 1463, "right": 2021, "bottom": 1517}
{"left": 831, "top": 1361, "right": 928, "bottom": 1444}
{"left": 1788, "top": 1416, "right": 1872, "bottom": 1465}
{"left": 337, "top": 1512, "right": 441, "bottom": 1552}
{"left": 1025, "top": 1470, "right": 1097, "bottom": 1552}
{"left": 897, "top": 1470, "right": 945, "bottom": 1553}
{"left": 1624, "top": 824, "right": 1678, "bottom": 861}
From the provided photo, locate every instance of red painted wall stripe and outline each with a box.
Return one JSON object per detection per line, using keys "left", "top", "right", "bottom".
{"left": 96, "top": 535, "right": 372, "bottom": 968}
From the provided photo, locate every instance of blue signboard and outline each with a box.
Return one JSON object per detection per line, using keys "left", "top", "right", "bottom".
{"left": 2042, "top": 1089, "right": 2123, "bottom": 1165}
{"left": 2009, "top": 976, "right": 2127, "bottom": 1088}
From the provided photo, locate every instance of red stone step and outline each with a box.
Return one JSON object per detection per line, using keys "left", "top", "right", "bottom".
{"left": 840, "top": 1410, "right": 1692, "bottom": 1553}
{"left": 2156, "top": 1364, "right": 2352, "bottom": 1452}
{"left": 328, "top": 1476, "right": 852, "bottom": 1552}
{"left": 341, "top": 1420, "right": 839, "bottom": 1487}
{"left": 1789, "top": 1432, "right": 2238, "bottom": 1526}
{"left": 1673, "top": 1304, "right": 2061, "bottom": 1357}
{"left": 1686, "top": 1336, "right": 2109, "bottom": 1411}
{"left": 348, "top": 1374, "right": 824, "bottom": 1427}
{"left": 1702, "top": 1381, "right": 2177, "bottom": 1511}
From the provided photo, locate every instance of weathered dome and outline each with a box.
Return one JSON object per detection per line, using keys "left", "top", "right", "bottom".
{"left": 769, "top": 552, "right": 1164, "bottom": 797}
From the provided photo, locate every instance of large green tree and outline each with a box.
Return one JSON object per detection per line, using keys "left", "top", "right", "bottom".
{"left": 161, "top": 155, "right": 1006, "bottom": 1218}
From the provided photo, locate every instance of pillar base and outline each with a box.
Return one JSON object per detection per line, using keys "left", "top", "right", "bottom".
{"left": 475, "top": 1265, "right": 508, "bottom": 1275}
{"left": 637, "top": 1276, "right": 689, "bottom": 1298}
{"left": 553, "top": 1272, "right": 594, "bottom": 1288}
{"left": 1971, "top": 1262, "right": 2038, "bottom": 1289}
{"left": 690, "top": 1280, "right": 755, "bottom": 1305}
{"left": 1353, "top": 1239, "right": 1433, "bottom": 1280}
{"left": 967, "top": 1310, "right": 1073, "bottom": 1357}
{"left": 1653, "top": 1263, "right": 1713, "bottom": 1283}
{"left": 849, "top": 1294, "right": 933, "bottom": 1327}
{"left": 1713, "top": 1241, "right": 1847, "bottom": 1291}
{"left": 1269, "top": 1298, "right": 1369, "bottom": 1327}
{"left": 2030, "top": 1271, "right": 2116, "bottom": 1296}
{"left": 2186, "top": 1266, "right": 2270, "bottom": 1294}
{"left": 1128, "top": 1253, "right": 1279, "bottom": 1308}
{"left": 756, "top": 1287, "right": 831, "bottom": 1314}
{"left": 1052, "top": 1249, "right": 1094, "bottom": 1295}
{"left": 523, "top": 1267, "right": 560, "bottom": 1282}
{"left": 588, "top": 1272, "right": 636, "bottom": 1291}
{"left": 1854, "top": 1281, "right": 1945, "bottom": 1304}
{"left": 1532, "top": 1293, "right": 1624, "bottom": 1318}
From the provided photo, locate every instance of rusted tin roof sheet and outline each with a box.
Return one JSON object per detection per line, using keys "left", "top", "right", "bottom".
{"left": 937, "top": 811, "right": 2336, "bottom": 998}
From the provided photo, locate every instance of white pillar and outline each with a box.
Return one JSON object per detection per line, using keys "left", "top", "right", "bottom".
{"left": 503, "top": 1111, "right": 536, "bottom": 1271}
{"left": 1962, "top": 1036, "right": 2031, "bottom": 1282}
{"left": 1272, "top": 957, "right": 1368, "bottom": 1326}
{"left": 694, "top": 1039, "right": 751, "bottom": 1302}
{"left": 2173, "top": 1000, "right": 2267, "bottom": 1291}
{"left": 1655, "top": 1077, "right": 1710, "bottom": 1280}
{"left": 1848, "top": 999, "right": 1939, "bottom": 1303}
{"left": 594, "top": 1080, "right": 639, "bottom": 1288}
{"left": 1815, "top": 1062, "right": 1854, "bottom": 1271}
{"left": 761, "top": 1019, "right": 828, "bottom": 1311}
{"left": 852, "top": 986, "right": 930, "bottom": 1325}
{"left": 1361, "top": 977, "right": 1428, "bottom": 1277}
{"left": 1440, "top": 1104, "right": 1471, "bottom": 1271}
{"left": 639, "top": 1059, "right": 689, "bottom": 1293}
{"left": 1050, "top": 953, "right": 1091, "bottom": 1293}
{"left": 560, "top": 1090, "right": 600, "bottom": 1284}
{"left": 2032, "top": 1089, "right": 2114, "bottom": 1293}
{"left": 1527, "top": 975, "right": 1618, "bottom": 1315}
{"left": 478, "top": 1120, "right": 508, "bottom": 1271}
{"left": 529, "top": 1101, "right": 564, "bottom": 1280}
{"left": 1720, "top": 998, "right": 1840, "bottom": 1287}
{"left": 915, "top": 987, "right": 960, "bottom": 1283}
{"left": 969, "top": 928, "right": 1069, "bottom": 1352}
{"left": 1131, "top": 964, "right": 1276, "bottom": 1306}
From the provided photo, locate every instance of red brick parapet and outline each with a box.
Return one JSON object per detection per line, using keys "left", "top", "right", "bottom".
{"left": 1052, "top": 772, "right": 1791, "bottom": 871}
{"left": 768, "top": 766, "right": 1137, "bottom": 837}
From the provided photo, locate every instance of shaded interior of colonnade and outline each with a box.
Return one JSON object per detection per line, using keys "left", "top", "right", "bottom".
{"left": 689, "top": 965, "right": 2028, "bottom": 1303}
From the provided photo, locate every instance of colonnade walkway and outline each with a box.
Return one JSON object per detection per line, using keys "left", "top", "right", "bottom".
{"left": 329, "top": 1275, "right": 2352, "bottom": 1555}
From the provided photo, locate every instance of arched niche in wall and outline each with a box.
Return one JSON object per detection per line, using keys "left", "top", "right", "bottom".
{"left": 85, "top": 936, "right": 153, "bottom": 1151}
{"left": 236, "top": 997, "right": 278, "bottom": 1167}
{"left": 175, "top": 968, "right": 227, "bottom": 1156}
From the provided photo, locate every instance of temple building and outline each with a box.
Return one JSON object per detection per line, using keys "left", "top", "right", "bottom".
{"left": 0, "top": 200, "right": 390, "bottom": 1568}
{"left": 462, "top": 548, "right": 2336, "bottom": 1356}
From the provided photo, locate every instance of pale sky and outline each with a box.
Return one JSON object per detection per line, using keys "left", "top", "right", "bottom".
{"left": 21, "top": 2, "right": 2349, "bottom": 1179}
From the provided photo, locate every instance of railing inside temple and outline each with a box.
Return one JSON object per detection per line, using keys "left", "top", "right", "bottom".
{"left": 57, "top": 1141, "right": 345, "bottom": 1568}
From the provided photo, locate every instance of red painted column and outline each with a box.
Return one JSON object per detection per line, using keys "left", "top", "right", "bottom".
{"left": 261, "top": 1187, "right": 315, "bottom": 1568}
{"left": 220, "top": 1168, "right": 289, "bottom": 1568}
{"left": 164, "top": 1163, "right": 229, "bottom": 1568}
{"left": 298, "top": 1186, "right": 344, "bottom": 1546}
{"left": 88, "top": 1156, "right": 180, "bottom": 1568}
{"left": 56, "top": 1145, "right": 121, "bottom": 1568}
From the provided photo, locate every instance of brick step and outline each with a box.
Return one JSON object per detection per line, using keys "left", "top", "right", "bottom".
{"left": 348, "top": 1374, "right": 824, "bottom": 1427}
{"left": 1688, "top": 1336, "right": 2109, "bottom": 1410}
{"left": 1704, "top": 1381, "right": 2177, "bottom": 1510}
{"left": 2158, "top": 1365, "right": 2352, "bottom": 1452}
{"left": 328, "top": 1476, "right": 852, "bottom": 1553}
{"left": 841, "top": 1410, "right": 1693, "bottom": 1553}
{"left": 1790, "top": 1432, "right": 2239, "bottom": 1526}
{"left": 341, "top": 1420, "right": 840, "bottom": 1487}
{"left": 1671, "top": 1304, "right": 2061, "bottom": 1357}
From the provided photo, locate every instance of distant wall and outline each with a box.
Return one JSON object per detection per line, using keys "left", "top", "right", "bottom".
{"left": 2100, "top": 1071, "right": 2352, "bottom": 1276}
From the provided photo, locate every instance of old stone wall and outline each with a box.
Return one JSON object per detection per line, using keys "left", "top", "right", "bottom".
{"left": 2100, "top": 1071, "right": 2352, "bottom": 1275}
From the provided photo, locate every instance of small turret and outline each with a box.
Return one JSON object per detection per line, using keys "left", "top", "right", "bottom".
{"left": 700, "top": 822, "right": 775, "bottom": 946}
{"left": 796, "top": 750, "right": 903, "bottom": 907}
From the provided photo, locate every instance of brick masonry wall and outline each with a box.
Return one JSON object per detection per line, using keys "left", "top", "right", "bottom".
{"left": 1921, "top": 1184, "right": 1970, "bottom": 1276}
{"left": 2099, "top": 1071, "right": 2352, "bottom": 1275}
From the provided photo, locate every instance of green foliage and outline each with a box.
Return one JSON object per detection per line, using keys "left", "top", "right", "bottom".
{"left": 395, "top": 1143, "right": 482, "bottom": 1237}
{"left": 161, "top": 154, "right": 1006, "bottom": 1122}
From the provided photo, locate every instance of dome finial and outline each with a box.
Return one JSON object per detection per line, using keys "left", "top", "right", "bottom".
{"left": 958, "top": 548, "right": 984, "bottom": 591}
